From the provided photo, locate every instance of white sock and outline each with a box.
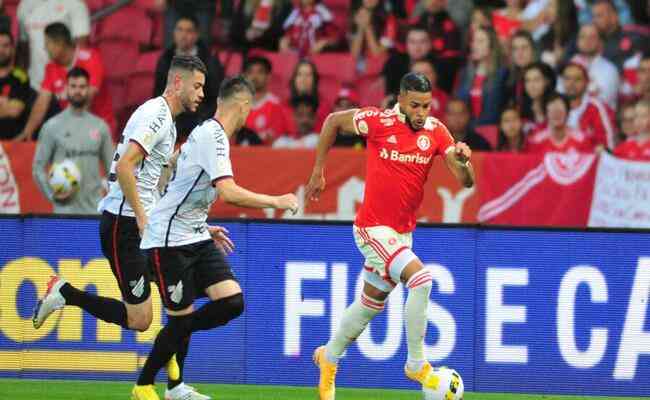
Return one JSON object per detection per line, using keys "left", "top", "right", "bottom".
{"left": 325, "top": 293, "right": 385, "bottom": 364}
{"left": 404, "top": 268, "right": 433, "bottom": 371}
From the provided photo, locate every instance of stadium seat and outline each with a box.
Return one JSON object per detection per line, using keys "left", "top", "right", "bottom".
{"left": 248, "top": 50, "right": 298, "bottom": 83}
{"left": 85, "top": 0, "right": 106, "bottom": 13}
{"left": 107, "top": 79, "right": 127, "bottom": 113}
{"left": 135, "top": 50, "right": 162, "bottom": 74}
{"left": 4, "top": 3, "right": 18, "bottom": 39}
{"left": 126, "top": 73, "right": 155, "bottom": 108}
{"left": 362, "top": 54, "right": 388, "bottom": 78}
{"left": 357, "top": 76, "right": 385, "bottom": 108}
{"left": 320, "top": 76, "right": 343, "bottom": 106}
{"left": 98, "top": 40, "right": 139, "bottom": 80}
{"left": 149, "top": 12, "right": 164, "bottom": 49}
{"left": 97, "top": 6, "right": 152, "bottom": 45}
{"left": 323, "top": 0, "right": 349, "bottom": 9}
{"left": 311, "top": 53, "right": 356, "bottom": 83}
{"left": 219, "top": 51, "right": 244, "bottom": 77}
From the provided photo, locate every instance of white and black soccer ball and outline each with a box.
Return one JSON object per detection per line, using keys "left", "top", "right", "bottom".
{"left": 48, "top": 159, "right": 81, "bottom": 198}
{"left": 422, "top": 367, "right": 464, "bottom": 400}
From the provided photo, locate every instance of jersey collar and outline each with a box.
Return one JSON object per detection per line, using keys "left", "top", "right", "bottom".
{"left": 392, "top": 103, "right": 406, "bottom": 123}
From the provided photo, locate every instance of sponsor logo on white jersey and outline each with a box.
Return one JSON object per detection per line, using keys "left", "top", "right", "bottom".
{"left": 379, "top": 148, "right": 431, "bottom": 164}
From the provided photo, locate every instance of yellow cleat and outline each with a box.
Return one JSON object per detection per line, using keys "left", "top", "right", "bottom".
{"left": 132, "top": 384, "right": 160, "bottom": 400}
{"left": 313, "top": 346, "right": 337, "bottom": 400}
{"left": 404, "top": 362, "right": 440, "bottom": 390}
{"left": 167, "top": 354, "right": 180, "bottom": 381}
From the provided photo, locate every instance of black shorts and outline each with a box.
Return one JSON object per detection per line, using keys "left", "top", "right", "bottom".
{"left": 99, "top": 211, "right": 152, "bottom": 305}
{"left": 148, "top": 240, "right": 236, "bottom": 311}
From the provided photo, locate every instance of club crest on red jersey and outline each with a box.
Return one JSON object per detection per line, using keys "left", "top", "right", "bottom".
{"left": 417, "top": 135, "right": 431, "bottom": 151}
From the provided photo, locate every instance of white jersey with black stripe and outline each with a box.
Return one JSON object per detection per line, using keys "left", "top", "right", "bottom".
{"left": 98, "top": 97, "right": 176, "bottom": 217}
{"left": 141, "top": 119, "right": 233, "bottom": 249}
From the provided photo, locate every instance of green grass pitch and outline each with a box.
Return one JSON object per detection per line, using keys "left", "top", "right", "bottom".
{"left": 1, "top": 379, "right": 649, "bottom": 400}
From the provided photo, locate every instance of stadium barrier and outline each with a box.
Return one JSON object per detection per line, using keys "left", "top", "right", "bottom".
{"left": 3, "top": 142, "right": 650, "bottom": 228}
{"left": 1, "top": 216, "right": 649, "bottom": 396}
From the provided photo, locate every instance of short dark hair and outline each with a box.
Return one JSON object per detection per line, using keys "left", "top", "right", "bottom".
{"left": 67, "top": 67, "right": 89, "bottom": 81}
{"left": 243, "top": 56, "right": 272, "bottom": 74}
{"left": 176, "top": 14, "right": 199, "bottom": 30}
{"left": 544, "top": 92, "right": 571, "bottom": 114}
{"left": 44, "top": 22, "right": 73, "bottom": 46}
{"left": 0, "top": 28, "right": 14, "bottom": 44}
{"left": 400, "top": 72, "right": 431, "bottom": 94}
{"left": 592, "top": 0, "right": 617, "bottom": 12}
{"left": 218, "top": 75, "right": 255, "bottom": 100}
{"left": 169, "top": 55, "right": 207, "bottom": 76}
{"left": 290, "top": 94, "right": 319, "bottom": 112}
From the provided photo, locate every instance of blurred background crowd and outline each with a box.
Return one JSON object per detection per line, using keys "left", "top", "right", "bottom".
{"left": 1, "top": 0, "right": 650, "bottom": 158}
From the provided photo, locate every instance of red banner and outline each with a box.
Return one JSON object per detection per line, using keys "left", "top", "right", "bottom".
{"left": 1, "top": 142, "right": 602, "bottom": 227}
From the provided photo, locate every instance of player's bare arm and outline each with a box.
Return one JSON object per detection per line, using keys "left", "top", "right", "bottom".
{"left": 305, "top": 108, "right": 360, "bottom": 202}
{"left": 216, "top": 177, "right": 298, "bottom": 213}
{"left": 157, "top": 149, "right": 180, "bottom": 194}
{"left": 116, "top": 142, "right": 148, "bottom": 234}
{"left": 444, "top": 142, "right": 475, "bottom": 188}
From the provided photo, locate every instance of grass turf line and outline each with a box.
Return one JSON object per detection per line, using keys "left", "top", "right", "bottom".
{"left": 1, "top": 379, "right": 649, "bottom": 400}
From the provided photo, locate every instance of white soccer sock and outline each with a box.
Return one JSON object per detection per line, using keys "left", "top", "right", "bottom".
{"left": 325, "top": 293, "right": 385, "bottom": 364}
{"left": 404, "top": 268, "right": 433, "bottom": 371}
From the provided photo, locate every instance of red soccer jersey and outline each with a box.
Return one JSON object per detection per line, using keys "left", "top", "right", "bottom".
{"left": 613, "top": 137, "right": 650, "bottom": 161}
{"left": 469, "top": 73, "right": 486, "bottom": 119}
{"left": 525, "top": 127, "right": 593, "bottom": 154}
{"left": 245, "top": 92, "right": 291, "bottom": 144}
{"left": 41, "top": 47, "right": 115, "bottom": 136}
{"left": 352, "top": 105, "right": 455, "bottom": 233}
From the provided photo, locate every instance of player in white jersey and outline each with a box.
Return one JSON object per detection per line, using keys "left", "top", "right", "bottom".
{"left": 130, "top": 76, "right": 298, "bottom": 400}
{"left": 32, "top": 55, "right": 208, "bottom": 399}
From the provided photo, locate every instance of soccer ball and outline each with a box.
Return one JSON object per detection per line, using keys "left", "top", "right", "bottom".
{"left": 422, "top": 367, "right": 464, "bottom": 400}
{"left": 48, "top": 159, "right": 81, "bottom": 198}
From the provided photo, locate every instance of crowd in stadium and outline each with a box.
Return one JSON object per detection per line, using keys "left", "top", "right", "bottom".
{"left": 1, "top": 0, "right": 650, "bottom": 158}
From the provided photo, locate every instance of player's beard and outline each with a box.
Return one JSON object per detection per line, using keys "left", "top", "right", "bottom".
{"left": 405, "top": 114, "right": 423, "bottom": 131}
{"left": 69, "top": 97, "right": 87, "bottom": 109}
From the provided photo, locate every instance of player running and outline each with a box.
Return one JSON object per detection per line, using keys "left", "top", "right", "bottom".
{"left": 305, "top": 72, "right": 475, "bottom": 400}
{"left": 32, "top": 55, "right": 207, "bottom": 398}
{"left": 131, "top": 76, "right": 298, "bottom": 400}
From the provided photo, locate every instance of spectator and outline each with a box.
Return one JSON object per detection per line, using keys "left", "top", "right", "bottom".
{"left": 526, "top": 92, "right": 592, "bottom": 153}
{"left": 17, "top": 23, "right": 114, "bottom": 142}
{"left": 382, "top": 26, "right": 435, "bottom": 96}
{"left": 279, "top": 0, "right": 338, "bottom": 57}
{"left": 32, "top": 67, "right": 113, "bottom": 214}
{"left": 273, "top": 94, "right": 319, "bottom": 149}
{"left": 521, "top": 62, "right": 556, "bottom": 133}
{"left": 444, "top": 98, "right": 492, "bottom": 151}
{"left": 0, "top": 29, "right": 35, "bottom": 140}
{"left": 154, "top": 15, "right": 224, "bottom": 139}
{"left": 288, "top": 59, "right": 328, "bottom": 131}
{"left": 565, "top": 24, "right": 620, "bottom": 108}
{"left": 230, "top": 0, "right": 293, "bottom": 51}
{"left": 349, "top": 0, "right": 397, "bottom": 60}
{"left": 243, "top": 55, "right": 290, "bottom": 145}
{"left": 413, "top": 0, "right": 462, "bottom": 91}
{"left": 492, "top": 0, "right": 526, "bottom": 44}
{"left": 562, "top": 62, "right": 617, "bottom": 149}
{"left": 331, "top": 86, "right": 364, "bottom": 147}
{"left": 591, "top": 0, "right": 641, "bottom": 70}
{"left": 619, "top": 51, "right": 641, "bottom": 104}
{"left": 631, "top": 52, "right": 650, "bottom": 103}
{"left": 456, "top": 26, "right": 508, "bottom": 126}
{"left": 410, "top": 58, "right": 447, "bottom": 120}
{"left": 497, "top": 106, "right": 526, "bottom": 152}
{"left": 537, "top": 0, "right": 577, "bottom": 68}
{"left": 520, "top": 0, "right": 554, "bottom": 41}
{"left": 617, "top": 101, "right": 637, "bottom": 144}
{"left": 505, "top": 30, "right": 538, "bottom": 107}
{"left": 613, "top": 100, "right": 650, "bottom": 161}
{"left": 575, "top": 0, "right": 632, "bottom": 26}
{"left": 17, "top": 0, "right": 89, "bottom": 89}
{"left": 162, "top": 0, "right": 214, "bottom": 49}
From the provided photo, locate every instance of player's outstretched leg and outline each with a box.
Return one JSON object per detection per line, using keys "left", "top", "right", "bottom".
{"left": 315, "top": 291, "right": 386, "bottom": 400}
{"left": 33, "top": 275, "right": 128, "bottom": 329}
{"left": 402, "top": 265, "right": 439, "bottom": 390}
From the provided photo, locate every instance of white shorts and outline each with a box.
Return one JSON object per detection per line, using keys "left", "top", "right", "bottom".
{"left": 353, "top": 225, "right": 418, "bottom": 293}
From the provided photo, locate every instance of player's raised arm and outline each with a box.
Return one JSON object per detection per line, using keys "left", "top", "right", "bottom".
{"left": 305, "top": 108, "right": 359, "bottom": 202}
{"left": 115, "top": 142, "right": 147, "bottom": 233}
{"left": 444, "top": 141, "right": 475, "bottom": 188}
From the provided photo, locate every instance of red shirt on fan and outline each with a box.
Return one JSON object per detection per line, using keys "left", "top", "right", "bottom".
{"left": 430, "top": 88, "right": 449, "bottom": 120}
{"left": 352, "top": 104, "right": 455, "bottom": 233}
{"left": 244, "top": 92, "right": 291, "bottom": 144}
{"left": 525, "top": 127, "right": 592, "bottom": 154}
{"left": 613, "top": 137, "right": 650, "bottom": 161}
{"left": 469, "top": 73, "right": 486, "bottom": 119}
{"left": 41, "top": 47, "right": 115, "bottom": 136}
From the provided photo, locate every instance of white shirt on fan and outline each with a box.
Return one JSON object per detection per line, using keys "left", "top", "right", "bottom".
{"left": 141, "top": 119, "right": 233, "bottom": 249}
{"left": 98, "top": 97, "right": 176, "bottom": 217}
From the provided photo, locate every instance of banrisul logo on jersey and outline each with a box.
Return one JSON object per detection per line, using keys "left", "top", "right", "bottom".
{"left": 379, "top": 148, "right": 431, "bottom": 164}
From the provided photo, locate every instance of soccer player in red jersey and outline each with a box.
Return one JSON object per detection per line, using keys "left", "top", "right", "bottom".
{"left": 305, "top": 72, "right": 475, "bottom": 400}
{"left": 614, "top": 100, "right": 650, "bottom": 161}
